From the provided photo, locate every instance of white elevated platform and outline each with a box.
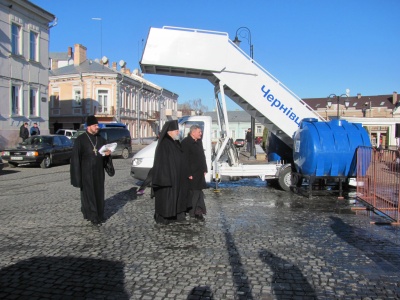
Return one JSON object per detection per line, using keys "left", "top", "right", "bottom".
{"left": 140, "top": 26, "right": 325, "bottom": 148}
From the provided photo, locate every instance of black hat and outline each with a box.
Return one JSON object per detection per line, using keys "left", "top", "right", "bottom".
{"left": 166, "top": 120, "right": 179, "bottom": 131}
{"left": 86, "top": 115, "right": 98, "bottom": 126}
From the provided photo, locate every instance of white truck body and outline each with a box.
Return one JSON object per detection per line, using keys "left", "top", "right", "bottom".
{"left": 131, "top": 114, "right": 291, "bottom": 189}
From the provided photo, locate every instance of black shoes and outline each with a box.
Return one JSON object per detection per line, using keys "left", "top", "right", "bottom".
{"left": 195, "top": 215, "right": 205, "bottom": 222}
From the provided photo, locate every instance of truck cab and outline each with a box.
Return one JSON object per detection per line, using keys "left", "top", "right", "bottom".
{"left": 131, "top": 116, "right": 212, "bottom": 182}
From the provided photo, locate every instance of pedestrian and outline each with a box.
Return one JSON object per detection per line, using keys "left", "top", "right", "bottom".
{"left": 30, "top": 122, "right": 40, "bottom": 136}
{"left": 152, "top": 120, "right": 189, "bottom": 225}
{"left": 181, "top": 124, "right": 208, "bottom": 222}
{"left": 245, "top": 128, "right": 252, "bottom": 152}
{"left": 19, "top": 122, "right": 29, "bottom": 142}
{"left": 70, "top": 115, "right": 112, "bottom": 226}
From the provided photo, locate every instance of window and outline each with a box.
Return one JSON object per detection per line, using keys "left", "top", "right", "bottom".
{"left": 98, "top": 90, "right": 108, "bottom": 113}
{"left": 73, "top": 89, "right": 82, "bottom": 107}
{"left": 29, "top": 31, "right": 38, "bottom": 61}
{"left": 11, "top": 85, "right": 21, "bottom": 115}
{"left": 256, "top": 126, "right": 262, "bottom": 134}
{"left": 51, "top": 92, "right": 60, "bottom": 108}
{"left": 11, "top": 23, "right": 21, "bottom": 55}
{"left": 29, "top": 88, "right": 38, "bottom": 116}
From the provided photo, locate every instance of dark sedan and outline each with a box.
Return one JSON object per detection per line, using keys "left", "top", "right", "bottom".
{"left": 1, "top": 135, "right": 73, "bottom": 168}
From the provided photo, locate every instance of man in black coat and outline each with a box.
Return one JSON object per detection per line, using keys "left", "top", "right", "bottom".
{"left": 19, "top": 122, "right": 29, "bottom": 142}
{"left": 152, "top": 120, "right": 190, "bottom": 225}
{"left": 70, "top": 115, "right": 112, "bottom": 226}
{"left": 245, "top": 128, "right": 252, "bottom": 153}
{"left": 181, "top": 124, "right": 208, "bottom": 221}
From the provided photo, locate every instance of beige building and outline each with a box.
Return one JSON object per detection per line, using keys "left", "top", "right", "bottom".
{"left": 49, "top": 44, "right": 180, "bottom": 139}
{"left": 0, "top": 0, "right": 55, "bottom": 148}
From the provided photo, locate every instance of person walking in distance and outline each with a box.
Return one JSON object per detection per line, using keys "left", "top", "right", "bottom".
{"left": 152, "top": 120, "right": 190, "bottom": 225}
{"left": 245, "top": 128, "right": 252, "bottom": 153}
{"left": 19, "top": 122, "right": 29, "bottom": 142}
{"left": 70, "top": 115, "right": 112, "bottom": 226}
{"left": 181, "top": 124, "right": 208, "bottom": 222}
{"left": 30, "top": 122, "right": 40, "bottom": 136}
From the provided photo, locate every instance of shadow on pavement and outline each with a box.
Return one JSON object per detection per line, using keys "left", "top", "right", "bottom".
{"left": 330, "top": 216, "right": 400, "bottom": 271}
{"left": 104, "top": 187, "right": 137, "bottom": 220}
{"left": 214, "top": 193, "right": 254, "bottom": 300}
{"left": 0, "top": 256, "right": 129, "bottom": 299}
{"left": 259, "top": 249, "right": 318, "bottom": 299}
{"left": 187, "top": 285, "right": 214, "bottom": 299}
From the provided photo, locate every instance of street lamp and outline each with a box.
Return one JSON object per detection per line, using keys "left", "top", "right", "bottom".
{"left": 91, "top": 17, "right": 102, "bottom": 58}
{"left": 326, "top": 94, "right": 350, "bottom": 119}
{"left": 159, "top": 89, "right": 165, "bottom": 134}
{"left": 233, "top": 27, "right": 255, "bottom": 158}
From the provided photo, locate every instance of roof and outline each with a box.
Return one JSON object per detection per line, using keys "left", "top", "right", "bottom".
{"left": 49, "top": 59, "right": 115, "bottom": 76}
{"left": 303, "top": 94, "right": 397, "bottom": 110}
{"left": 50, "top": 52, "right": 70, "bottom": 60}
{"left": 203, "top": 110, "right": 252, "bottom": 122}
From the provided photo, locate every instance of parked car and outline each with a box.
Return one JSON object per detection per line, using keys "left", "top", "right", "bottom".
{"left": 72, "top": 127, "right": 132, "bottom": 159}
{"left": 234, "top": 138, "right": 245, "bottom": 148}
{"left": 1, "top": 135, "right": 73, "bottom": 169}
{"left": 56, "top": 129, "right": 77, "bottom": 139}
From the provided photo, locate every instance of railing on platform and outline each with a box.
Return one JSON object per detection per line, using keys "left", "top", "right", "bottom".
{"left": 356, "top": 146, "right": 400, "bottom": 224}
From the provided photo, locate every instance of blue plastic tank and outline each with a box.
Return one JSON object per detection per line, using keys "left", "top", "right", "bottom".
{"left": 293, "top": 118, "right": 371, "bottom": 177}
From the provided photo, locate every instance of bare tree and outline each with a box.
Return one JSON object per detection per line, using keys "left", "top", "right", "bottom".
{"left": 178, "top": 98, "right": 208, "bottom": 116}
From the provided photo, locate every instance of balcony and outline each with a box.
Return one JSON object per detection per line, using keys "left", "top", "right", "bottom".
{"left": 97, "top": 106, "right": 115, "bottom": 116}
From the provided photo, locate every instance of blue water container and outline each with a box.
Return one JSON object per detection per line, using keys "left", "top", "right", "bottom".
{"left": 293, "top": 118, "right": 371, "bottom": 177}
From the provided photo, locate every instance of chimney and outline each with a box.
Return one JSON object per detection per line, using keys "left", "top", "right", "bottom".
{"left": 357, "top": 93, "right": 361, "bottom": 99}
{"left": 112, "top": 62, "right": 117, "bottom": 70}
{"left": 125, "top": 68, "right": 131, "bottom": 75}
{"left": 67, "top": 46, "right": 72, "bottom": 58}
{"left": 74, "top": 44, "right": 87, "bottom": 66}
{"left": 393, "top": 91, "right": 398, "bottom": 104}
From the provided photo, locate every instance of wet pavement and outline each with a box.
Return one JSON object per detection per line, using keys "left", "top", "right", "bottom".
{"left": 0, "top": 157, "right": 399, "bottom": 300}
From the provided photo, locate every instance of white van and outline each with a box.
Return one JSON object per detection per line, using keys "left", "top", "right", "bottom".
{"left": 131, "top": 116, "right": 212, "bottom": 182}
{"left": 56, "top": 129, "right": 77, "bottom": 139}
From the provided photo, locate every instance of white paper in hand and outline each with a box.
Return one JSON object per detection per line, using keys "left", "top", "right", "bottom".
{"left": 99, "top": 143, "right": 117, "bottom": 156}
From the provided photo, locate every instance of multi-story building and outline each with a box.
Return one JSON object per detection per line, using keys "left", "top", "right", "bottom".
{"left": 0, "top": 0, "right": 55, "bottom": 148}
{"left": 49, "top": 44, "right": 180, "bottom": 139}
{"left": 303, "top": 92, "right": 400, "bottom": 147}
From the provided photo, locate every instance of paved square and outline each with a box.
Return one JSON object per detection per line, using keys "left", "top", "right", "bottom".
{"left": 0, "top": 159, "right": 399, "bottom": 299}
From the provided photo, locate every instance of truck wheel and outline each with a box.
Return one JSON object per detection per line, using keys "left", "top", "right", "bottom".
{"left": 122, "top": 148, "right": 130, "bottom": 159}
{"left": 278, "top": 167, "right": 291, "bottom": 192}
{"left": 40, "top": 155, "right": 51, "bottom": 169}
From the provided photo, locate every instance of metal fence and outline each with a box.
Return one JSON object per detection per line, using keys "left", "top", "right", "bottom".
{"left": 356, "top": 146, "right": 400, "bottom": 224}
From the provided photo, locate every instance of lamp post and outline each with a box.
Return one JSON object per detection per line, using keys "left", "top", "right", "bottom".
{"left": 326, "top": 94, "right": 350, "bottom": 119}
{"left": 91, "top": 17, "right": 102, "bottom": 58}
{"left": 233, "top": 27, "right": 255, "bottom": 158}
{"left": 159, "top": 89, "right": 165, "bottom": 135}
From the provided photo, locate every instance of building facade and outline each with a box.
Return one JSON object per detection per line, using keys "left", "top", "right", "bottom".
{"left": 49, "top": 44, "right": 180, "bottom": 138}
{"left": 0, "top": 0, "right": 55, "bottom": 148}
{"left": 303, "top": 92, "right": 400, "bottom": 148}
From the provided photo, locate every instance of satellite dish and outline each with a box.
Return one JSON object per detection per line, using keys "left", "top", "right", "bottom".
{"left": 119, "top": 60, "right": 126, "bottom": 67}
{"left": 101, "top": 56, "right": 108, "bottom": 64}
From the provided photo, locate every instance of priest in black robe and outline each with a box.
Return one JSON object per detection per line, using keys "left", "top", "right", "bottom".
{"left": 152, "top": 120, "right": 190, "bottom": 225}
{"left": 70, "top": 115, "right": 111, "bottom": 225}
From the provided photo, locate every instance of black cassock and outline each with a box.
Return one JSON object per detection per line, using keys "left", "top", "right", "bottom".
{"left": 70, "top": 131, "right": 109, "bottom": 223}
{"left": 152, "top": 135, "right": 189, "bottom": 224}
{"left": 181, "top": 135, "right": 208, "bottom": 216}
